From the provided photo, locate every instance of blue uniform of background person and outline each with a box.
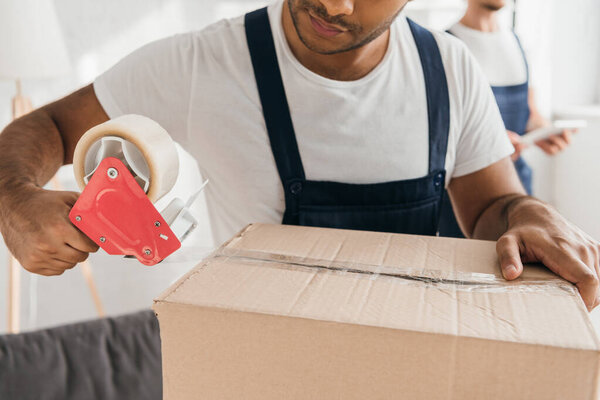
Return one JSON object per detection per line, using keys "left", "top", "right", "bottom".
{"left": 438, "top": 31, "right": 532, "bottom": 238}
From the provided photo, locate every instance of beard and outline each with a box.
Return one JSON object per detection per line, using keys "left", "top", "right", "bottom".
{"left": 287, "top": 0, "right": 404, "bottom": 55}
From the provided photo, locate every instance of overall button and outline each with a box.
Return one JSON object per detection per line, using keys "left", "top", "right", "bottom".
{"left": 290, "top": 182, "right": 303, "bottom": 195}
{"left": 434, "top": 173, "right": 443, "bottom": 187}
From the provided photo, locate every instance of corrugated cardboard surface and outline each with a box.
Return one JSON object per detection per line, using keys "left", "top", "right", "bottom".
{"left": 154, "top": 224, "right": 600, "bottom": 399}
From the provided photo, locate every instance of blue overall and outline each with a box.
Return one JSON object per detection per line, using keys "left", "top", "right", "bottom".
{"left": 244, "top": 8, "right": 450, "bottom": 235}
{"left": 492, "top": 34, "right": 532, "bottom": 194}
{"left": 438, "top": 31, "right": 532, "bottom": 238}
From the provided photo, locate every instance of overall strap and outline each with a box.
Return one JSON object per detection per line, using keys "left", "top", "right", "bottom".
{"left": 408, "top": 19, "right": 450, "bottom": 173}
{"left": 245, "top": 7, "right": 306, "bottom": 185}
{"left": 512, "top": 32, "right": 530, "bottom": 82}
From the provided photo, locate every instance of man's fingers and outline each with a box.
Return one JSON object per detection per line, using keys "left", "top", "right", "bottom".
{"left": 586, "top": 244, "right": 600, "bottom": 309}
{"left": 548, "top": 135, "right": 568, "bottom": 151}
{"left": 536, "top": 131, "right": 571, "bottom": 154}
{"left": 50, "top": 258, "right": 78, "bottom": 271}
{"left": 577, "top": 270, "right": 598, "bottom": 311}
{"left": 560, "top": 130, "right": 573, "bottom": 144}
{"left": 59, "top": 191, "right": 81, "bottom": 208}
{"left": 27, "top": 259, "right": 76, "bottom": 276}
{"left": 36, "top": 268, "right": 64, "bottom": 277}
{"left": 496, "top": 235, "right": 524, "bottom": 280}
{"left": 533, "top": 245, "right": 598, "bottom": 310}
{"left": 54, "top": 245, "right": 90, "bottom": 265}
{"left": 64, "top": 224, "right": 100, "bottom": 253}
{"left": 17, "top": 224, "right": 95, "bottom": 276}
{"left": 535, "top": 140, "right": 558, "bottom": 155}
{"left": 595, "top": 293, "right": 600, "bottom": 309}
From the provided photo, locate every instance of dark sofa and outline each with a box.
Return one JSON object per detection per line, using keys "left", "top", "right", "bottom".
{"left": 0, "top": 310, "right": 162, "bottom": 400}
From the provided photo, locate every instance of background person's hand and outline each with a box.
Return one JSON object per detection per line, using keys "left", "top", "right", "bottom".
{"left": 0, "top": 185, "right": 99, "bottom": 276}
{"left": 507, "top": 130, "right": 527, "bottom": 161}
{"left": 496, "top": 198, "right": 600, "bottom": 310}
{"left": 526, "top": 113, "right": 576, "bottom": 155}
{"left": 535, "top": 129, "right": 575, "bottom": 155}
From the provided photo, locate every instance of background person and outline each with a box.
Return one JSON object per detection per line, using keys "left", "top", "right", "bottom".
{"left": 439, "top": 0, "right": 574, "bottom": 238}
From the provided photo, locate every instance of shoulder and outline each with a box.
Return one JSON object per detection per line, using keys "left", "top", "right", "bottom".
{"left": 430, "top": 28, "right": 475, "bottom": 69}
{"left": 173, "top": 14, "right": 249, "bottom": 66}
{"left": 406, "top": 22, "right": 501, "bottom": 134}
{"left": 397, "top": 18, "right": 474, "bottom": 70}
{"left": 415, "top": 23, "right": 480, "bottom": 91}
{"left": 392, "top": 18, "right": 483, "bottom": 105}
{"left": 192, "top": 14, "right": 247, "bottom": 49}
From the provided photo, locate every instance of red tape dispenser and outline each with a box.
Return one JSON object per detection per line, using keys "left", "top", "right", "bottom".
{"left": 69, "top": 157, "right": 180, "bottom": 265}
{"left": 69, "top": 115, "right": 201, "bottom": 266}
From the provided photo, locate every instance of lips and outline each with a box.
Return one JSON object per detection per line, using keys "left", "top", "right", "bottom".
{"left": 308, "top": 13, "right": 345, "bottom": 37}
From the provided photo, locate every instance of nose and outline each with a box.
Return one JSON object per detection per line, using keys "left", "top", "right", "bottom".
{"left": 319, "top": 0, "right": 354, "bottom": 16}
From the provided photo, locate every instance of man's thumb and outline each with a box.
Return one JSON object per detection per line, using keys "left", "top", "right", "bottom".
{"left": 496, "top": 234, "right": 524, "bottom": 280}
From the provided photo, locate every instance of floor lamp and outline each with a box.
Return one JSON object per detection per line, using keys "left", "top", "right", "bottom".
{"left": 1, "top": 0, "right": 105, "bottom": 334}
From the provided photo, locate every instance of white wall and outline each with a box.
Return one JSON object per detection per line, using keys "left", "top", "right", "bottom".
{"left": 1, "top": 0, "right": 600, "bottom": 333}
{"left": 553, "top": 107, "right": 600, "bottom": 239}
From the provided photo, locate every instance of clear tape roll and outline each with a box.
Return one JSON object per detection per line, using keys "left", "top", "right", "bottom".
{"left": 73, "top": 114, "right": 179, "bottom": 203}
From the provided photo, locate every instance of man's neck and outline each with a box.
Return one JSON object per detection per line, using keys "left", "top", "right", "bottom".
{"left": 281, "top": 2, "right": 389, "bottom": 81}
{"left": 460, "top": 4, "right": 499, "bottom": 32}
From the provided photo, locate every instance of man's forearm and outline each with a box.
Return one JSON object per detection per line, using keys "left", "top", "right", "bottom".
{"left": 471, "top": 193, "right": 540, "bottom": 240}
{"left": 0, "top": 110, "right": 64, "bottom": 200}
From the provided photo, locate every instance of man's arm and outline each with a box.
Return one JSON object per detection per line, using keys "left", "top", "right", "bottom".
{"left": 448, "top": 157, "right": 600, "bottom": 310}
{"left": 0, "top": 84, "right": 109, "bottom": 275}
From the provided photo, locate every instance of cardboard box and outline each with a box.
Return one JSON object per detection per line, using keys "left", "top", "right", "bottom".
{"left": 154, "top": 224, "right": 600, "bottom": 399}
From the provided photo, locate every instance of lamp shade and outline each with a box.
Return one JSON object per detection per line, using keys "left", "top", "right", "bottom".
{"left": 0, "top": 0, "right": 70, "bottom": 80}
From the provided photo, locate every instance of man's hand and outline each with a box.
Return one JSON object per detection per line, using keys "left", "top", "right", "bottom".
{"left": 507, "top": 130, "right": 527, "bottom": 161}
{"left": 0, "top": 185, "right": 99, "bottom": 276}
{"left": 527, "top": 112, "right": 574, "bottom": 155}
{"left": 496, "top": 197, "right": 600, "bottom": 310}
{"left": 449, "top": 158, "right": 599, "bottom": 310}
{"left": 0, "top": 84, "right": 108, "bottom": 276}
{"left": 535, "top": 129, "right": 574, "bottom": 155}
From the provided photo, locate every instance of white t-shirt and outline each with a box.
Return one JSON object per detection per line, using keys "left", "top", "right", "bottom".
{"left": 94, "top": 1, "right": 512, "bottom": 244}
{"left": 448, "top": 22, "right": 528, "bottom": 87}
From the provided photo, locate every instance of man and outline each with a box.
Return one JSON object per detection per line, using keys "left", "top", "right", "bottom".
{"left": 439, "top": 0, "right": 573, "bottom": 237}
{"left": 0, "top": 0, "right": 599, "bottom": 310}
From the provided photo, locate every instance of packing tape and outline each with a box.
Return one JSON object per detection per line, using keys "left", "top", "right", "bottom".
{"left": 73, "top": 114, "right": 179, "bottom": 203}
{"left": 215, "top": 247, "right": 577, "bottom": 296}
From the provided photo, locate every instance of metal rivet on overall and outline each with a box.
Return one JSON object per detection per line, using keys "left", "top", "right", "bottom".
{"left": 99, "top": 237, "right": 106, "bottom": 243}
{"left": 75, "top": 216, "right": 82, "bottom": 222}
{"left": 154, "top": 221, "right": 161, "bottom": 227}
{"left": 144, "top": 249, "right": 152, "bottom": 256}
{"left": 107, "top": 168, "right": 118, "bottom": 179}
{"left": 290, "top": 182, "right": 303, "bottom": 195}
{"left": 434, "top": 173, "right": 443, "bottom": 187}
